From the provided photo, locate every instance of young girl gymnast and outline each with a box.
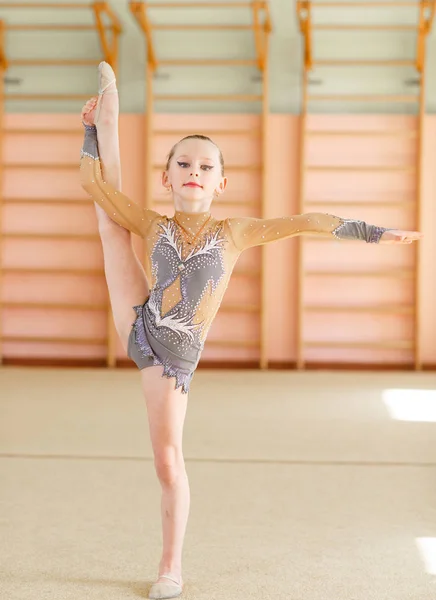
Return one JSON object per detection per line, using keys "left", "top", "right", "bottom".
{"left": 80, "top": 62, "right": 423, "bottom": 599}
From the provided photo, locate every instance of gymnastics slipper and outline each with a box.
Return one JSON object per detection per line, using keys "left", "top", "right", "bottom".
{"left": 148, "top": 572, "right": 183, "bottom": 599}
{"left": 94, "top": 61, "right": 118, "bottom": 125}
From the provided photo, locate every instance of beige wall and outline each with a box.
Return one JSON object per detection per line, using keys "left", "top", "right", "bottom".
{"left": 2, "top": 114, "right": 435, "bottom": 366}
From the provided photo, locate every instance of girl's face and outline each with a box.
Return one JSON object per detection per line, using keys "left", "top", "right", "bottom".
{"left": 162, "top": 137, "right": 227, "bottom": 204}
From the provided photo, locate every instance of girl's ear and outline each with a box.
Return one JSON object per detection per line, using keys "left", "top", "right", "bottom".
{"left": 162, "top": 171, "right": 169, "bottom": 188}
{"left": 216, "top": 177, "right": 228, "bottom": 196}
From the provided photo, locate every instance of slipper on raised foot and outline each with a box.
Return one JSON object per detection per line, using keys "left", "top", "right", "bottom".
{"left": 94, "top": 61, "right": 118, "bottom": 124}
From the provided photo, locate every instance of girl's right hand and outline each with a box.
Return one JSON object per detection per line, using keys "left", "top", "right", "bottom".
{"left": 379, "top": 229, "right": 424, "bottom": 244}
{"left": 81, "top": 96, "right": 98, "bottom": 126}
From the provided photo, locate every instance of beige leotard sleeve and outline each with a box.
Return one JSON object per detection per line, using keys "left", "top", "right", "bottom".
{"left": 80, "top": 125, "right": 161, "bottom": 237}
{"left": 226, "top": 213, "right": 389, "bottom": 250}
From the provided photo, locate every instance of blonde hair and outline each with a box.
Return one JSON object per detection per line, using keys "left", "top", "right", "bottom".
{"left": 165, "top": 134, "right": 225, "bottom": 176}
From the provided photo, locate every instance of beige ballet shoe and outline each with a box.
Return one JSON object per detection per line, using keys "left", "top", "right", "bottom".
{"left": 94, "top": 60, "right": 118, "bottom": 125}
{"left": 148, "top": 572, "right": 183, "bottom": 599}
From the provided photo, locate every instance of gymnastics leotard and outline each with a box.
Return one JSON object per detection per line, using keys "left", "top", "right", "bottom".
{"left": 81, "top": 125, "right": 389, "bottom": 393}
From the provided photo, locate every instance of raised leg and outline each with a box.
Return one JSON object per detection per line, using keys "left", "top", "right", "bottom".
{"left": 81, "top": 65, "right": 148, "bottom": 349}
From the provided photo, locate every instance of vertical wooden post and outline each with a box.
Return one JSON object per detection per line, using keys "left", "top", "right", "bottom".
{"left": 416, "top": 0, "right": 425, "bottom": 72}
{"left": 259, "top": 15, "right": 269, "bottom": 370}
{"left": 296, "top": 0, "right": 311, "bottom": 371}
{"left": 252, "top": 1, "right": 264, "bottom": 71}
{"left": 414, "top": 71, "right": 424, "bottom": 371}
{"left": 106, "top": 311, "right": 117, "bottom": 367}
{"left": 145, "top": 60, "right": 153, "bottom": 219}
{"left": 0, "top": 21, "right": 4, "bottom": 364}
{"left": 296, "top": 67, "right": 308, "bottom": 370}
{"left": 414, "top": 1, "right": 427, "bottom": 371}
{"left": 111, "top": 25, "right": 119, "bottom": 73}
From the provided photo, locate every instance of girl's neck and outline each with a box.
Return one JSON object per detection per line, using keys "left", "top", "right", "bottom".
{"left": 173, "top": 196, "right": 212, "bottom": 215}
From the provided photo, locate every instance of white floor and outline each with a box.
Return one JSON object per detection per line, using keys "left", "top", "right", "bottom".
{"left": 1, "top": 367, "right": 435, "bottom": 599}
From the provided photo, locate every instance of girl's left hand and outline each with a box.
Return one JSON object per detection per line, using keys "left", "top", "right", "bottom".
{"left": 380, "top": 229, "right": 424, "bottom": 244}
{"left": 81, "top": 96, "right": 98, "bottom": 126}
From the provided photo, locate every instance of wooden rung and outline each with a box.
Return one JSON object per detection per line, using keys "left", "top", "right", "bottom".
{"left": 154, "top": 94, "right": 262, "bottom": 102}
{"left": 159, "top": 59, "right": 257, "bottom": 66}
{"left": 153, "top": 24, "right": 254, "bottom": 30}
{"left": 1, "top": 335, "right": 106, "bottom": 346}
{"left": 4, "top": 94, "right": 92, "bottom": 101}
{"left": 308, "top": 95, "right": 419, "bottom": 103}
{"left": 153, "top": 129, "right": 260, "bottom": 136}
{"left": 303, "top": 340, "right": 414, "bottom": 349}
{"left": 2, "top": 266, "right": 257, "bottom": 279}
{"left": 313, "top": 60, "right": 415, "bottom": 67}
{"left": 306, "top": 165, "right": 416, "bottom": 172}
{"left": 309, "top": 2, "right": 420, "bottom": 6}
{"left": 306, "top": 270, "right": 415, "bottom": 278}
{"left": 0, "top": 2, "right": 91, "bottom": 7}
{"left": 312, "top": 25, "right": 417, "bottom": 31}
{"left": 9, "top": 59, "right": 100, "bottom": 66}
{"left": 7, "top": 24, "right": 112, "bottom": 31}
{"left": 3, "top": 198, "right": 89, "bottom": 205}
{"left": 5, "top": 128, "right": 83, "bottom": 135}
{"left": 3, "top": 233, "right": 99, "bottom": 240}
{"left": 152, "top": 164, "right": 261, "bottom": 171}
{"left": 304, "top": 304, "right": 414, "bottom": 314}
{"left": 2, "top": 267, "right": 104, "bottom": 275}
{"left": 206, "top": 339, "right": 260, "bottom": 348}
{"left": 2, "top": 301, "right": 107, "bottom": 311}
{"left": 146, "top": 2, "right": 257, "bottom": 7}
{"left": 306, "top": 129, "right": 417, "bottom": 137}
{"left": 304, "top": 201, "right": 415, "bottom": 208}
{"left": 220, "top": 304, "right": 260, "bottom": 313}
{"left": 3, "top": 164, "right": 79, "bottom": 170}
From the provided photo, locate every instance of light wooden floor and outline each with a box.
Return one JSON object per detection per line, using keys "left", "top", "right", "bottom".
{"left": 1, "top": 367, "right": 435, "bottom": 600}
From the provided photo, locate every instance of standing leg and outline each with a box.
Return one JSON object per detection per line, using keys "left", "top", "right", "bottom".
{"left": 141, "top": 367, "right": 190, "bottom": 599}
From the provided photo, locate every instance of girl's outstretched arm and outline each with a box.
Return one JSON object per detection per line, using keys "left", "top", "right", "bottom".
{"left": 226, "top": 213, "right": 423, "bottom": 252}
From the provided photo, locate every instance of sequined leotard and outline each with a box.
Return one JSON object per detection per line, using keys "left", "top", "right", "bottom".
{"left": 81, "top": 126, "right": 389, "bottom": 393}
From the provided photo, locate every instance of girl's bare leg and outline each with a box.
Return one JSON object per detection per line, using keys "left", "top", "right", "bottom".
{"left": 141, "top": 367, "right": 189, "bottom": 592}
{"left": 82, "top": 83, "right": 147, "bottom": 347}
